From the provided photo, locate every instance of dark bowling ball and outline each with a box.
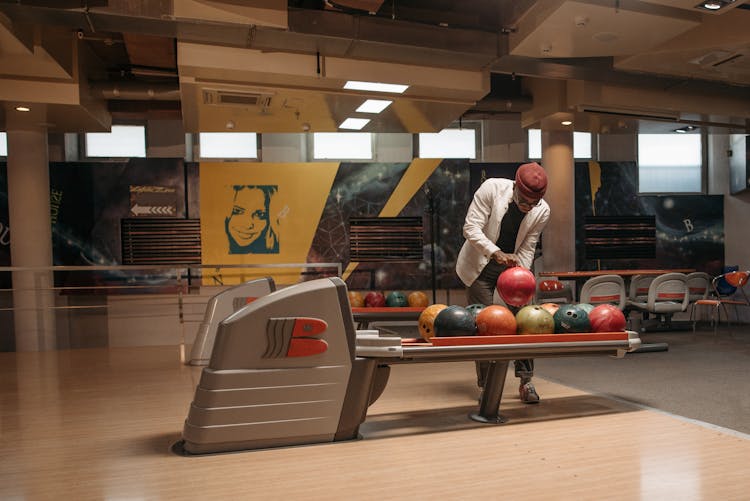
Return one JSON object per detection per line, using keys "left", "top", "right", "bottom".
{"left": 433, "top": 305, "right": 477, "bottom": 337}
{"left": 553, "top": 304, "right": 591, "bottom": 333}
{"left": 364, "top": 291, "right": 386, "bottom": 307}
{"left": 385, "top": 291, "right": 408, "bottom": 307}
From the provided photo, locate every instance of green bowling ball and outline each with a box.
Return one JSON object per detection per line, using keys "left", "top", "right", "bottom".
{"left": 385, "top": 291, "right": 408, "bottom": 307}
{"left": 553, "top": 304, "right": 591, "bottom": 333}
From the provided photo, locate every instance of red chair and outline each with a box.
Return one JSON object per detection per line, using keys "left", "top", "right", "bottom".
{"left": 535, "top": 278, "right": 573, "bottom": 304}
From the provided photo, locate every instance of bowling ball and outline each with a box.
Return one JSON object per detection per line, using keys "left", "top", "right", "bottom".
{"left": 496, "top": 266, "right": 536, "bottom": 307}
{"left": 364, "top": 291, "right": 386, "bottom": 307}
{"left": 385, "top": 291, "right": 408, "bottom": 307}
{"left": 433, "top": 305, "right": 477, "bottom": 337}
{"left": 475, "top": 305, "right": 517, "bottom": 335}
{"left": 539, "top": 302, "right": 560, "bottom": 316}
{"left": 407, "top": 291, "right": 429, "bottom": 307}
{"left": 465, "top": 303, "right": 487, "bottom": 319}
{"left": 515, "top": 305, "right": 555, "bottom": 334}
{"left": 553, "top": 304, "right": 591, "bottom": 333}
{"left": 577, "top": 303, "right": 595, "bottom": 314}
{"left": 348, "top": 290, "right": 364, "bottom": 308}
{"left": 418, "top": 304, "right": 447, "bottom": 340}
{"left": 588, "top": 304, "right": 627, "bottom": 332}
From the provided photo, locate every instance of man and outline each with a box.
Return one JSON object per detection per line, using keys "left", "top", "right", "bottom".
{"left": 456, "top": 162, "right": 550, "bottom": 403}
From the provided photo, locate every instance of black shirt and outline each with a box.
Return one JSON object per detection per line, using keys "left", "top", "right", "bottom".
{"left": 496, "top": 201, "right": 525, "bottom": 253}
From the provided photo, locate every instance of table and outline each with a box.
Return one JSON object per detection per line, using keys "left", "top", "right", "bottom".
{"left": 351, "top": 306, "right": 424, "bottom": 329}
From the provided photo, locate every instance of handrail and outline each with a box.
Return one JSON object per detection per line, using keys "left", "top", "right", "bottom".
{"left": 0, "top": 262, "right": 343, "bottom": 274}
{"left": 0, "top": 262, "right": 343, "bottom": 360}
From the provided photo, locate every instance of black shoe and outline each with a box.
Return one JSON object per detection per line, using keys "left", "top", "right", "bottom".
{"left": 519, "top": 382, "right": 540, "bottom": 404}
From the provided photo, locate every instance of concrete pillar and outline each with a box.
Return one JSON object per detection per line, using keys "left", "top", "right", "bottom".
{"left": 6, "top": 106, "right": 56, "bottom": 351}
{"left": 540, "top": 128, "right": 575, "bottom": 273}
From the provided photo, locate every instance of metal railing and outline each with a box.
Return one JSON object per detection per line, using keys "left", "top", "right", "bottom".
{"left": 0, "top": 262, "right": 342, "bottom": 357}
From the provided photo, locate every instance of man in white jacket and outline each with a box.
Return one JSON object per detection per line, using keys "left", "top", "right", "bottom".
{"left": 456, "top": 162, "right": 550, "bottom": 403}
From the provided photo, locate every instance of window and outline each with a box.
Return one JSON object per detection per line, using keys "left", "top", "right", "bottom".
{"left": 418, "top": 128, "right": 476, "bottom": 159}
{"left": 638, "top": 134, "right": 702, "bottom": 193}
{"left": 199, "top": 133, "right": 258, "bottom": 159}
{"left": 573, "top": 131, "right": 592, "bottom": 159}
{"left": 527, "top": 129, "right": 592, "bottom": 159}
{"left": 86, "top": 125, "right": 146, "bottom": 158}
{"left": 0, "top": 132, "right": 6, "bottom": 156}
{"left": 313, "top": 132, "right": 373, "bottom": 160}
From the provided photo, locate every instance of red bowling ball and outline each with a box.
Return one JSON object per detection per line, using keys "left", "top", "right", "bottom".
{"left": 496, "top": 266, "right": 536, "bottom": 307}
{"left": 364, "top": 291, "right": 386, "bottom": 307}
{"left": 588, "top": 304, "right": 627, "bottom": 332}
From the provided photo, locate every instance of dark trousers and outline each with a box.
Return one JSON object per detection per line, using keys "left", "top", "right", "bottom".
{"left": 467, "top": 263, "right": 534, "bottom": 386}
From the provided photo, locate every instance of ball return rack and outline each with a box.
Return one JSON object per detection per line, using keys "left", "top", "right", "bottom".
{"left": 178, "top": 278, "right": 641, "bottom": 455}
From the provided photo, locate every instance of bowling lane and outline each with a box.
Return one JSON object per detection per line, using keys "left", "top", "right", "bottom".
{"left": 2, "top": 347, "right": 748, "bottom": 500}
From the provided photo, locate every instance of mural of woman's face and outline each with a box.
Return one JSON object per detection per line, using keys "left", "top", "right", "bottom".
{"left": 228, "top": 187, "right": 268, "bottom": 247}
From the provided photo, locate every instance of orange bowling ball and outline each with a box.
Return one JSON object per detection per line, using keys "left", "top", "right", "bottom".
{"left": 475, "top": 305, "right": 517, "bottom": 336}
{"left": 348, "top": 290, "right": 364, "bottom": 308}
{"left": 407, "top": 291, "right": 429, "bottom": 307}
{"left": 418, "top": 304, "right": 447, "bottom": 340}
{"left": 539, "top": 302, "right": 560, "bottom": 316}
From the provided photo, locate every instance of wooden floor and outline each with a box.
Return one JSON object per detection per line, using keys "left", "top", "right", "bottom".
{"left": 1, "top": 346, "right": 749, "bottom": 500}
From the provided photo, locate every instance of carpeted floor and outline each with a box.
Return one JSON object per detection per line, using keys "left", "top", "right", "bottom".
{"left": 534, "top": 324, "right": 750, "bottom": 434}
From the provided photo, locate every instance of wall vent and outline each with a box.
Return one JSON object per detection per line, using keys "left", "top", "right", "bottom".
{"left": 202, "top": 89, "right": 273, "bottom": 108}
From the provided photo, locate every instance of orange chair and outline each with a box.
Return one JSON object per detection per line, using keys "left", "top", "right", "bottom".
{"left": 690, "top": 270, "right": 750, "bottom": 333}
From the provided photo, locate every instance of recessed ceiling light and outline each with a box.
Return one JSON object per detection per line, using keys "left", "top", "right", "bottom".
{"left": 674, "top": 125, "right": 698, "bottom": 133}
{"left": 561, "top": 120, "right": 573, "bottom": 126}
{"left": 15, "top": 106, "right": 30, "bottom": 112}
{"left": 695, "top": 0, "right": 732, "bottom": 11}
{"left": 344, "top": 81, "right": 408, "bottom": 94}
{"left": 356, "top": 99, "right": 393, "bottom": 114}
{"left": 339, "top": 118, "right": 370, "bottom": 130}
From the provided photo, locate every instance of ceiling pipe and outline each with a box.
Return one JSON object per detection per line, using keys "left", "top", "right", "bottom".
{"left": 89, "top": 81, "right": 180, "bottom": 100}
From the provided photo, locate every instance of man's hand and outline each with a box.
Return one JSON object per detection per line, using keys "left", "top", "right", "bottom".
{"left": 491, "top": 251, "right": 518, "bottom": 267}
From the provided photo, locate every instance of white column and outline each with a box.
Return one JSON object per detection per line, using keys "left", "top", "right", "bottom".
{"left": 6, "top": 107, "right": 56, "bottom": 351}
{"left": 540, "top": 128, "right": 575, "bottom": 273}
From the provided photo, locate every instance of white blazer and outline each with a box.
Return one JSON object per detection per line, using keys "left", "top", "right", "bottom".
{"left": 456, "top": 178, "right": 550, "bottom": 287}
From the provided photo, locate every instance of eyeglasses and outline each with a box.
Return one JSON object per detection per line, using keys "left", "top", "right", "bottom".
{"left": 514, "top": 186, "right": 541, "bottom": 208}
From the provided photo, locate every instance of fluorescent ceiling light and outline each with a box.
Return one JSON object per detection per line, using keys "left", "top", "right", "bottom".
{"left": 344, "top": 80, "right": 408, "bottom": 94}
{"left": 339, "top": 118, "right": 371, "bottom": 130}
{"left": 356, "top": 99, "right": 393, "bottom": 114}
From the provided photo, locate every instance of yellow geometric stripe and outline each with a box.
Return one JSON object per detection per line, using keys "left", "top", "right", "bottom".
{"left": 344, "top": 158, "right": 442, "bottom": 281}
{"left": 379, "top": 158, "right": 442, "bottom": 217}
{"left": 588, "top": 160, "right": 602, "bottom": 216}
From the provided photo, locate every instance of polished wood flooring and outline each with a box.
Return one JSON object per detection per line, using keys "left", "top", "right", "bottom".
{"left": 1, "top": 346, "right": 749, "bottom": 500}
